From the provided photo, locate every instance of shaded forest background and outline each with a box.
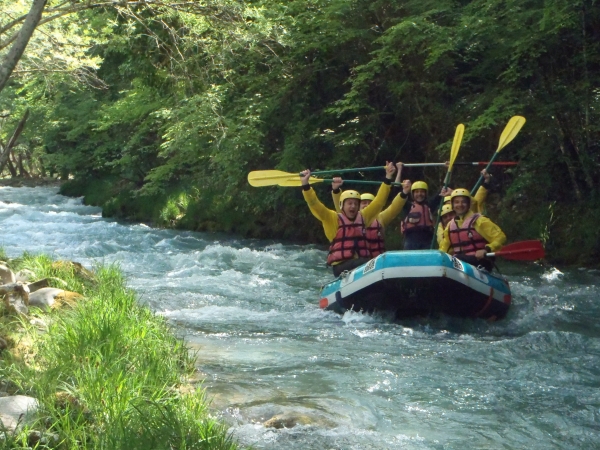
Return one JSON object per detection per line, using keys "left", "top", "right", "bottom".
{"left": 1, "top": 0, "right": 599, "bottom": 265}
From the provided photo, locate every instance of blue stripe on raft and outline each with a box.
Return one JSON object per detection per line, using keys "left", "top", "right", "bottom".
{"left": 320, "top": 250, "right": 510, "bottom": 298}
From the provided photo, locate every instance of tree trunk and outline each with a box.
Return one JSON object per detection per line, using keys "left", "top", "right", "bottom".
{"left": 0, "top": 0, "right": 47, "bottom": 93}
{"left": 0, "top": 109, "right": 29, "bottom": 174}
{"left": 24, "top": 150, "right": 37, "bottom": 177}
{"left": 6, "top": 154, "right": 18, "bottom": 177}
{"left": 17, "top": 153, "right": 30, "bottom": 177}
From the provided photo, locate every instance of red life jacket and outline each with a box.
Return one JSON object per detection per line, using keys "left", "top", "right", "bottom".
{"left": 401, "top": 202, "right": 433, "bottom": 235}
{"left": 327, "top": 213, "right": 370, "bottom": 266}
{"left": 448, "top": 213, "right": 488, "bottom": 255}
{"left": 365, "top": 218, "right": 385, "bottom": 257}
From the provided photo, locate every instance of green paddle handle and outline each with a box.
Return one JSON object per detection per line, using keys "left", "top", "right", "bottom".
{"left": 321, "top": 179, "right": 401, "bottom": 186}
{"left": 308, "top": 167, "right": 384, "bottom": 176}
{"left": 430, "top": 170, "right": 452, "bottom": 249}
{"left": 470, "top": 153, "right": 499, "bottom": 195}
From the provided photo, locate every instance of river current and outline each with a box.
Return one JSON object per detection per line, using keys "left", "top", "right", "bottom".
{"left": 1, "top": 186, "right": 599, "bottom": 449}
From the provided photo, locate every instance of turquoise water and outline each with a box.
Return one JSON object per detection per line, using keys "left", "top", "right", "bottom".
{"left": 1, "top": 186, "right": 599, "bottom": 449}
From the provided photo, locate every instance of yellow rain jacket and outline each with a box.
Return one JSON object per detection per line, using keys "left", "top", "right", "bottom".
{"left": 436, "top": 185, "right": 489, "bottom": 246}
{"left": 331, "top": 190, "right": 407, "bottom": 227}
{"left": 472, "top": 185, "right": 488, "bottom": 214}
{"left": 303, "top": 182, "right": 391, "bottom": 243}
{"left": 439, "top": 210, "right": 506, "bottom": 254}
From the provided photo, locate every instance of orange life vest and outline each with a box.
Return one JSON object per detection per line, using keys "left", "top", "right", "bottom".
{"left": 448, "top": 213, "right": 488, "bottom": 255}
{"left": 401, "top": 202, "right": 433, "bottom": 235}
{"left": 365, "top": 219, "right": 385, "bottom": 257}
{"left": 327, "top": 213, "right": 370, "bottom": 265}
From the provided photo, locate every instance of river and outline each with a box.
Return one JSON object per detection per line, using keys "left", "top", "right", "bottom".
{"left": 1, "top": 186, "right": 599, "bottom": 449}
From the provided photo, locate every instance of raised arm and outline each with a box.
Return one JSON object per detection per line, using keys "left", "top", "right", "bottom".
{"left": 331, "top": 176, "right": 343, "bottom": 213}
{"left": 362, "top": 162, "right": 395, "bottom": 225}
{"left": 301, "top": 169, "right": 339, "bottom": 241}
{"left": 378, "top": 178, "right": 410, "bottom": 226}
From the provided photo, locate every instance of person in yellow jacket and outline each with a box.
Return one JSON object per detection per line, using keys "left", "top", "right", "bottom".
{"left": 331, "top": 175, "right": 410, "bottom": 257}
{"left": 435, "top": 168, "right": 492, "bottom": 247}
{"left": 442, "top": 169, "right": 492, "bottom": 214}
{"left": 300, "top": 162, "right": 396, "bottom": 277}
{"left": 436, "top": 203, "right": 456, "bottom": 247}
{"left": 331, "top": 161, "right": 405, "bottom": 214}
{"left": 472, "top": 169, "right": 492, "bottom": 214}
{"left": 439, "top": 188, "right": 506, "bottom": 271}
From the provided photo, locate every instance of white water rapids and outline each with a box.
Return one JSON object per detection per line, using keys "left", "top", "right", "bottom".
{"left": 1, "top": 186, "right": 599, "bottom": 449}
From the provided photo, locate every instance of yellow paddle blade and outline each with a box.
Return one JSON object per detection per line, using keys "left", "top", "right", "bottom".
{"left": 497, "top": 116, "right": 526, "bottom": 152}
{"left": 247, "top": 170, "right": 298, "bottom": 187}
{"left": 277, "top": 177, "right": 325, "bottom": 187}
{"left": 448, "top": 124, "right": 465, "bottom": 171}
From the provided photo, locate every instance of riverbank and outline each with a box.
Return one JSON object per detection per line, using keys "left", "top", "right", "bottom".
{"left": 55, "top": 175, "right": 600, "bottom": 267}
{"left": 0, "top": 177, "right": 63, "bottom": 188}
{"left": 0, "top": 251, "right": 238, "bottom": 449}
{"left": 2, "top": 175, "right": 591, "bottom": 266}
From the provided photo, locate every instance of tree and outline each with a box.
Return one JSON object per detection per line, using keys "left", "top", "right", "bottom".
{"left": 0, "top": 0, "right": 46, "bottom": 92}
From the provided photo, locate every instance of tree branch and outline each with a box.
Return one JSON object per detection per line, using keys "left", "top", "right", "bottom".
{"left": 0, "top": 109, "right": 30, "bottom": 174}
{"left": 0, "top": 0, "right": 47, "bottom": 93}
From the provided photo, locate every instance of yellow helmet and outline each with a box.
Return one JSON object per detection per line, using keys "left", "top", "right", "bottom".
{"left": 441, "top": 204, "right": 454, "bottom": 216}
{"left": 411, "top": 181, "right": 428, "bottom": 191}
{"left": 339, "top": 190, "right": 361, "bottom": 209}
{"left": 450, "top": 188, "right": 471, "bottom": 201}
{"left": 360, "top": 193, "right": 375, "bottom": 201}
{"left": 443, "top": 195, "right": 451, "bottom": 204}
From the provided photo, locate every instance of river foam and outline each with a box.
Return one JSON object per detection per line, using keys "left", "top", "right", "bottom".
{"left": 1, "top": 186, "right": 599, "bottom": 449}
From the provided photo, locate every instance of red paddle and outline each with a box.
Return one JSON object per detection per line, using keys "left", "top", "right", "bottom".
{"left": 487, "top": 240, "right": 545, "bottom": 261}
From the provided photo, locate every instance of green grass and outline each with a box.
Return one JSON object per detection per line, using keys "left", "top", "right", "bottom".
{"left": 0, "top": 253, "right": 239, "bottom": 449}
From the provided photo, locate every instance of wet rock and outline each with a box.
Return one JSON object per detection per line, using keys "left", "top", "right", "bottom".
{"left": 52, "top": 261, "right": 96, "bottom": 283}
{"left": 28, "top": 429, "right": 60, "bottom": 447}
{"left": 55, "top": 391, "right": 84, "bottom": 410}
{"left": 15, "top": 269, "right": 36, "bottom": 283}
{"left": 0, "top": 395, "right": 38, "bottom": 432}
{"left": 55, "top": 391, "right": 91, "bottom": 421}
{"left": 1, "top": 283, "right": 30, "bottom": 316}
{"left": 264, "top": 413, "right": 316, "bottom": 429}
{"left": 26, "top": 278, "right": 50, "bottom": 293}
{"left": 27, "top": 430, "right": 41, "bottom": 445}
{"left": 28, "top": 288, "right": 64, "bottom": 310}
{"left": 29, "top": 317, "right": 48, "bottom": 331}
{"left": 28, "top": 288, "right": 83, "bottom": 310}
{"left": 0, "top": 264, "right": 16, "bottom": 284}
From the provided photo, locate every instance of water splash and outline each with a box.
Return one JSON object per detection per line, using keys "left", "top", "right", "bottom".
{"left": 1, "top": 186, "right": 599, "bottom": 449}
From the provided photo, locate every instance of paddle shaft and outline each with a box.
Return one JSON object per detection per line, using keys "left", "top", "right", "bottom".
{"left": 310, "top": 167, "right": 384, "bottom": 176}
{"left": 312, "top": 162, "right": 516, "bottom": 176}
{"left": 308, "top": 178, "right": 402, "bottom": 186}
{"left": 470, "top": 152, "right": 501, "bottom": 196}
{"left": 431, "top": 124, "right": 464, "bottom": 249}
{"left": 486, "top": 250, "right": 545, "bottom": 260}
{"left": 470, "top": 116, "right": 525, "bottom": 195}
{"left": 456, "top": 162, "right": 517, "bottom": 166}
{"left": 430, "top": 170, "right": 453, "bottom": 249}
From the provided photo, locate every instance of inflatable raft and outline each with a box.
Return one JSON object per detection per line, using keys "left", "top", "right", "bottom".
{"left": 319, "top": 250, "right": 511, "bottom": 320}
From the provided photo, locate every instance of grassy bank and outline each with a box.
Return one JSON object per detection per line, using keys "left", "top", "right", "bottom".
{"left": 0, "top": 251, "right": 238, "bottom": 449}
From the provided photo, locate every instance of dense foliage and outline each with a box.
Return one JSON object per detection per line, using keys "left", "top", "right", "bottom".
{"left": 1, "top": 0, "right": 599, "bottom": 264}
